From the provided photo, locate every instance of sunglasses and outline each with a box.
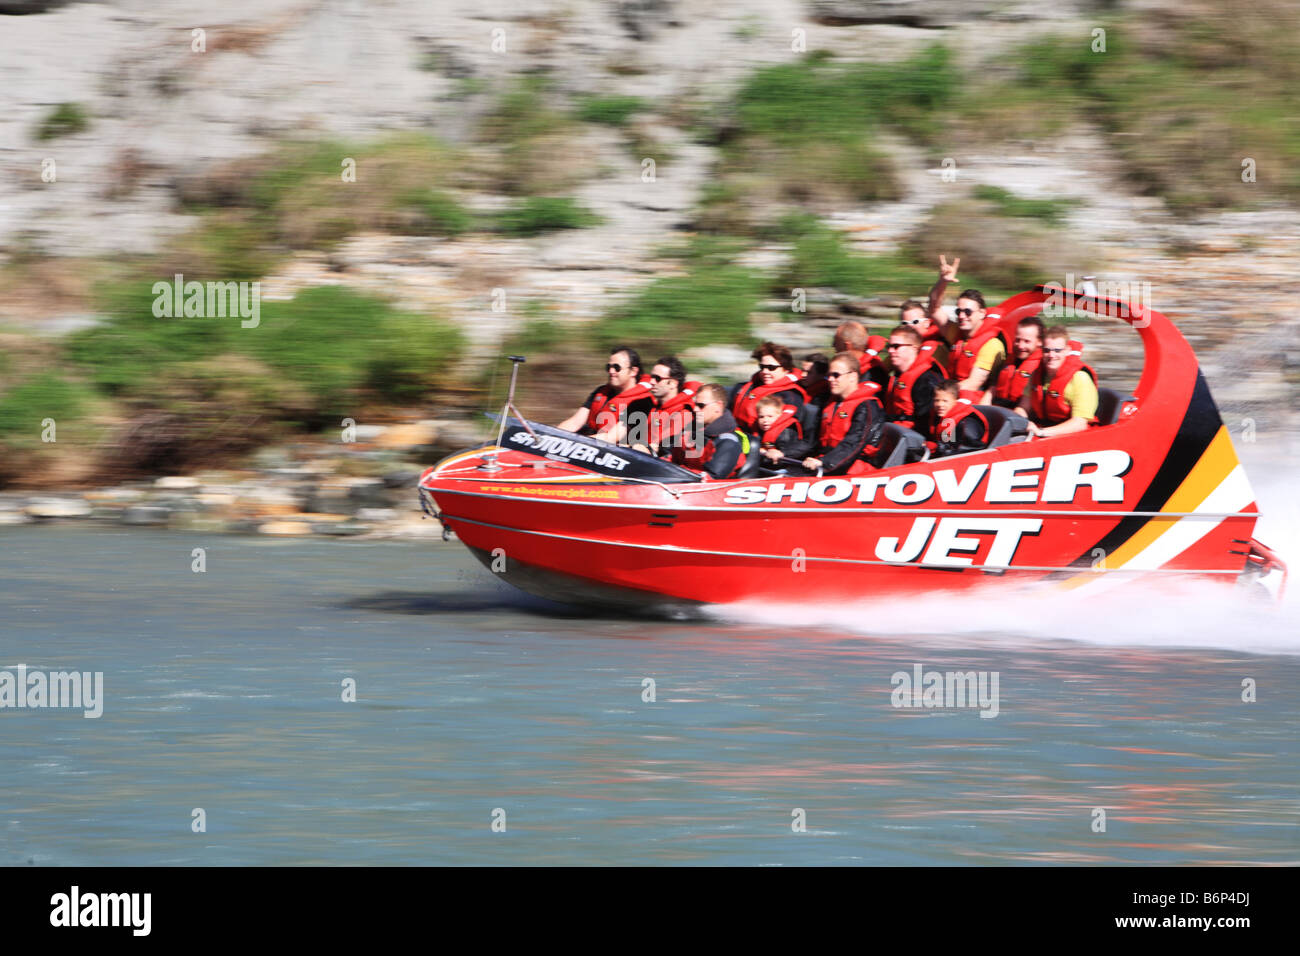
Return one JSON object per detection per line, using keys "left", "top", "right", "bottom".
{"left": 649, "top": 374, "right": 668, "bottom": 383}
{"left": 693, "top": 401, "right": 712, "bottom": 409}
{"left": 826, "top": 370, "right": 852, "bottom": 379}
{"left": 902, "top": 317, "right": 924, "bottom": 326}
{"left": 757, "top": 363, "right": 782, "bottom": 371}
{"left": 606, "top": 363, "right": 625, "bottom": 372}
{"left": 886, "top": 342, "right": 915, "bottom": 350}
{"left": 955, "top": 307, "right": 976, "bottom": 317}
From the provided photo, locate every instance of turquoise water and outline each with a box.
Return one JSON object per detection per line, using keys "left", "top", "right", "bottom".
{"left": 1, "top": 525, "right": 1297, "bottom": 865}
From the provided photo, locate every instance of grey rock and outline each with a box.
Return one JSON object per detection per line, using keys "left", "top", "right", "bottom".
{"left": 381, "top": 470, "right": 421, "bottom": 489}
{"left": 121, "top": 505, "right": 172, "bottom": 526}
{"left": 24, "top": 497, "right": 92, "bottom": 519}
{"left": 0, "top": 1, "right": 74, "bottom": 12}
{"left": 312, "top": 521, "right": 370, "bottom": 536}
{"left": 616, "top": 0, "right": 678, "bottom": 40}
{"left": 346, "top": 478, "right": 391, "bottom": 508}
{"left": 807, "top": 1, "right": 1094, "bottom": 27}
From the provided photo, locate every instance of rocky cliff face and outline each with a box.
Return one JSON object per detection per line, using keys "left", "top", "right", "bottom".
{"left": 2, "top": 0, "right": 1296, "bottom": 468}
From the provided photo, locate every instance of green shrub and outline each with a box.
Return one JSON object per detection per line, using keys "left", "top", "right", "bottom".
{"left": 780, "top": 216, "right": 933, "bottom": 297}
{"left": 392, "top": 188, "right": 474, "bottom": 235}
{"left": 0, "top": 372, "right": 95, "bottom": 442}
{"left": 972, "top": 185, "right": 1079, "bottom": 225}
{"left": 496, "top": 197, "right": 600, "bottom": 236}
{"left": 480, "top": 76, "right": 558, "bottom": 146}
{"left": 67, "top": 283, "right": 463, "bottom": 411}
{"left": 575, "top": 94, "right": 646, "bottom": 127}
{"left": 35, "top": 102, "right": 89, "bottom": 141}
{"left": 66, "top": 282, "right": 240, "bottom": 393}
{"left": 732, "top": 44, "right": 957, "bottom": 146}
{"left": 598, "top": 264, "right": 762, "bottom": 354}
{"left": 480, "top": 78, "right": 590, "bottom": 195}
{"left": 707, "top": 46, "right": 957, "bottom": 229}
{"left": 958, "top": 9, "right": 1300, "bottom": 213}
{"left": 237, "top": 286, "right": 462, "bottom": 408}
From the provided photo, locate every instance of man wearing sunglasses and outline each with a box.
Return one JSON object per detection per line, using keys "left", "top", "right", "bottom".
{"left": 922, "top": 254, "right": 1005, "bottom": 402}
{"left": 800, "top": 352, "right": 883, "bottom": 476}
{"left": 556, "top": 345, "right": 654, "bottom": 443}
{"left": 882, "top": 325, "right": 945, "bottom": 433}
{"left": 729, "top": 342, "right": 808, "bottom": 431}
{"left": 683, "top": 383, "right": 750, "bottom": 479}
{"left": 1015, "top": 326, "right": 1099, "bottom": 438}
{"left": 898, "top": 299, "right": 949, "bottom": 370}
{"left": 644, "top": 356, "right": 699, "bottom": 457}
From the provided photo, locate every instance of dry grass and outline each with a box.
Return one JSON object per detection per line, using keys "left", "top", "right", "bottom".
{"left": 906, "top": 198, "right": 1101, "bottom": 292}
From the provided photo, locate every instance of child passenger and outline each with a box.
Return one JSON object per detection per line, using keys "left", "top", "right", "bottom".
{"left": 754, "top": 395, "right": 811, "bottom": 465}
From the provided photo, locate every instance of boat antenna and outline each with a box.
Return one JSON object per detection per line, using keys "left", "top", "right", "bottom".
{"left": 480, "top": 354, "right": 536, "bottom": 472}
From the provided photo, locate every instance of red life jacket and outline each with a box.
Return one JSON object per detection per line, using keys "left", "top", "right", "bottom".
{"left": 993, "top": 349, "right": 1042, "bottom": 405}
{"left": 760, "top": 408, "right": 802, "bottom": 448}
{"left": 819, "top": 383, "right": 882, "bottom": 450}
{"left": 919, "top": 322, "right": 945, "bottom": 343}
{"left": 933, "top": 399, "right": 990, "bottom": 450}
{"left": 732, "top": 373, "right": 808, "bottom": 430}
{"left": 587, "top": 381, "right": 653, "bottom": 433}
{"left": 947, "top": 322, "right": 1007, "bottom": 382}
{"left": 1028, "top": 352, "right": 1098, "bottom": 426}
{"left": 858, "top": 348, "right": 886, "bottom": 378}
{"left": 690, "top": 429, "right": 750, "bottom": 478}
{"left": 649, "top": 381, "right": 700, "bottom": 448}
{"left": 885, "top": 351, "right": 940, "bottom": 424}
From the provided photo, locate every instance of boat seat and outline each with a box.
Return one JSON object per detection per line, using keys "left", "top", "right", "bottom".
{"left": 972, "top": 405, "right": 1029, "bottom": 449}
{"left": 796, "top": 401, "right": 821, "bottom": 439}
{"left": 872, "top": 422, "right": 927, "bottom": 469}
{"left": 1095, "top": 387, "right": 1133, "bottom": 426}
{"left": 734, "top": 439, "right": 764, "bottom": 479}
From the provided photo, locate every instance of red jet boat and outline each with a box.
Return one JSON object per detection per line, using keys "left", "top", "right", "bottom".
{"left": 419, "top": 285, "right": 1286, "bottom": 610}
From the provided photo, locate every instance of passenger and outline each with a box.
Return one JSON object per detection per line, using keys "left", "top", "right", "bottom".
{"left": 883, "top": 325, "right": 944, "bottom": 432}
{"left": 899, "top": 298, "right": 945, "bottom": 344}
{"left": 929, "top": 379, "right": 991, "bottom": 458}
{"left": 992, "top": 317, "right": 1044, "bottom": 409}
{"left": 556, "top": 345, "right": 654, "bottom": 442}
{"left": 644, "top": 355, "right": 698, "bottom": 457}
{"left": 800, "top": 352, "right": 832, "bottom": 408}
{"left": 899, "top": 298, "right": 950, "bottom": 369}
{"left": 863, "top": 334, "right": 890, "bottom": 388}
{"left": 1015, "top": 326, "right": 1100, "bottom": 438}
{"left": 833, "top": 320, "right": 868, "bottom": 355}
{"left": 943, "top": 288, "right": 1006, "bottom": 403}
{"left": 833, "top": 321, "right": 888, "bottom": 387}
{"left": 729, "top": 342, "right": 808, "bottom": 431}
{"left": 925, "top": 255, "right": 1006, "bottom": 402}
{"left": 800, "top": 352, "right": 884, "bottom": 476}
{"left": 754, "top": 395, "right": 812, "bottom": 466}
{"left": 687, "top": 383, "right": 752, "bottom": 479}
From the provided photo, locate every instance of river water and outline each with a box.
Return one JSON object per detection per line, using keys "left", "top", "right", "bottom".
{"left": 2, "top": 472, "right": 1298, "bottom": 866}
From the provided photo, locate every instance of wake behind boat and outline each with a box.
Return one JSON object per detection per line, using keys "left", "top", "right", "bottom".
{"left": 419, "top": 285, "right": 1286, "bottom": 610}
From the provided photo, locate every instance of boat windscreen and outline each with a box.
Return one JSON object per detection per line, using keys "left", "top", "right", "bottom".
{"left": 488, "top": 415, "right": 704, "bottom": 483}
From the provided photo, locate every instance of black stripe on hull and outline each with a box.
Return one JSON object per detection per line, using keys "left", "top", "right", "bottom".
{"left": 1060, "top": 369, "right": 1223, "bottom": 571}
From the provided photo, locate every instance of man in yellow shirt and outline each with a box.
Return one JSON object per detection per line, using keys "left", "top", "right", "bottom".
{"left": 1015, "top": 326, "right": 1099, "bottom": 438}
